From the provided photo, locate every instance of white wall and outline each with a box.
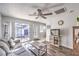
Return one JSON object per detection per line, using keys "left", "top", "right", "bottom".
{"left": 48, "top": 4, "right": 79, "bottom": 49}
{"left": 0, "top": 14, "right": 2, "bottom": 39}
{"left": 1, "top": 16, "right": 48, "bottom": 41}
{"left": 1, "top": 3, "right": 79, "bottom": 49}
{"left": 1, "top": 16, "right": 33, "bottom": 40}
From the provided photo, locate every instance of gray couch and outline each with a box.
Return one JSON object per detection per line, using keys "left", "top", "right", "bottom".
{"left": 0, "top": 47, "right": 6, "bottom": 56}
{"left": 0, "top": 39, "right": 22, "bottom": 56}
{"left": 0, "top": 40, "right": 10, "bottom": 56}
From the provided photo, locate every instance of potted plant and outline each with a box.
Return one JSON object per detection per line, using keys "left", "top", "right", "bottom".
{"left": 77, "top": 17, "right": 79, "bottom": 26}
{"left": 77, "top": 17, "right": 79, "bottom": 22}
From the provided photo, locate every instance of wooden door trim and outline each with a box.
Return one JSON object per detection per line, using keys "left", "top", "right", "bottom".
{"left": 73, "top": 26, "right": 79, "bottom": 55}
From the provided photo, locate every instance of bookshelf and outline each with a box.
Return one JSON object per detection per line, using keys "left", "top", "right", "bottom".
{"left": 50, "top": 29, "right": 61, "bottom": 47}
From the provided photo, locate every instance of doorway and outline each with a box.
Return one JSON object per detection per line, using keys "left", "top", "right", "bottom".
{"left": 73, "top": 26, "right": 79, "bottom": 55}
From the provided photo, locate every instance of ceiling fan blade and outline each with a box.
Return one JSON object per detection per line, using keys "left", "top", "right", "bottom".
{"left": 43, "top": 13, "right": 53, "bottom": 15}
{"left": 36, "top": 16, "right": 39, "bottom": 19}
{"left": 29, "top": 14, "right": 37, "bottom": 16}
{"left": 41, "top": 15, "right": 47, "bottom": 19}
{"left": 29, "top": 12, "right": 37, "bottom": 16}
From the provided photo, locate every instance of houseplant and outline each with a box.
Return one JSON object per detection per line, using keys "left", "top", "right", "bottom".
{"left": 77, "top": 17, "right": 79, "bottom": 22}
{"left": 77, "top": 17, "right": 79, "bottom": 26}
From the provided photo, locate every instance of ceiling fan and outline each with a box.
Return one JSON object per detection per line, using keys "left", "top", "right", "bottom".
{"left": 29, "top": 9, "right": 53, "bottom": 19}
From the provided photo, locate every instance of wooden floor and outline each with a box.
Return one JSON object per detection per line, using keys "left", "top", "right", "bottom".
{"left": 46, "top": 44, "right": 73, "bottom": 56}
{"left": 20, "top": 41, "right": 74, "bottom": 56}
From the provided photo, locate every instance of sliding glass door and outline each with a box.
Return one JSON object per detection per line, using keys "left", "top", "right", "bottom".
{"left": 15, "top": 23, "right": 30, "bottom": 42}
{"left": 15, "top": 22, "right": 46, "bottom": 43}
{"left": 32, "top": 23, "right": 46, "bottom": 41}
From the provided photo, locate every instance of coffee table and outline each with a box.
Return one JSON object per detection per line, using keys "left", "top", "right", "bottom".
{"left": 28, "top": 41, "right": 47, "bottom": 56}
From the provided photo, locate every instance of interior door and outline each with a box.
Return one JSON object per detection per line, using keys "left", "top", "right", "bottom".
{"left": 73, "top": 26, "right": 79, "bottom": 55}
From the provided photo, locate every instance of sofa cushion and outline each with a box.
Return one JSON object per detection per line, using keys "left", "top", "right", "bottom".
{"left": 0, "top": 40, "right": 10, "bottom": 48}
{"left": 0, "top": 48, "right": 6, "bottom": 56}
{"left": 0, "top": 40, "right": 10, "bottom": 54}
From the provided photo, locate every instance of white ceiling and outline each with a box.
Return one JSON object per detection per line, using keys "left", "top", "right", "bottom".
{"left": 0, "top": 3, "right": 64, "bottom": 20}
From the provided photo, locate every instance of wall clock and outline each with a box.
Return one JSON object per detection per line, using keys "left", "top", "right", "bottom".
{"left": 58, "top": 20, "right": 64, "bottom": 25}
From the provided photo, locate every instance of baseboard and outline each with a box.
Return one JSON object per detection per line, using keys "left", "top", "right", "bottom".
{"left": 50, "top": 44, "right": 73, "bottom": 55}
{"left": 60, "top": 46, "right": 73, "bottom": 51}
{"left": 59, "top": 46, "right": 73, "bottom": 55}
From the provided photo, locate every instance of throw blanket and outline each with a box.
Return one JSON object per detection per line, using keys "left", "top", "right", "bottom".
{"left": 10, "top": 45, "right": 34, "bottom": 56}
{"left": 28, "top": 41, "right": 47, "bottom": 56}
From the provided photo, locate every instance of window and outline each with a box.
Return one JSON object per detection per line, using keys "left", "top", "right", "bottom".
{"left": 33, "top": 23, "right": 46, "bottom": 39}
{"left": 15, "top": 23, "right": 29, "bottom": 38}
{"left": 3, "top": 23, "right": 9, "bottom": 39}
{"left": 40, "top": 24, "right": 46, "bottom": 38}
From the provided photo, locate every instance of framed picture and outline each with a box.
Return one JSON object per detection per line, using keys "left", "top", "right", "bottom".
{"left": 51, "top": 29, "right": 60, "bottom": 36}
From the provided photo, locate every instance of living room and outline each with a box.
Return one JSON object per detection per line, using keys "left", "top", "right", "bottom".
{"left": 0, "top": 3, "right": 79, "bottom": 56}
